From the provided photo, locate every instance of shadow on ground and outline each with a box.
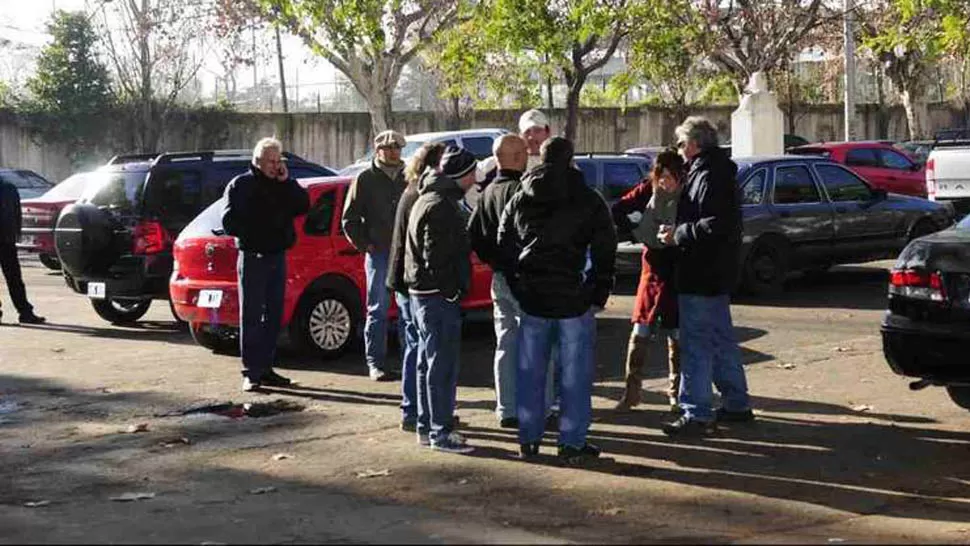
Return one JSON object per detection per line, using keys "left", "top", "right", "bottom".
{"left": 1, "top": 374, "right": 969, "bottom": 544}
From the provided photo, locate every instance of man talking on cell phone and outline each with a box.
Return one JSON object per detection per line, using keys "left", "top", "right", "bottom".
{"left": 222, "top": 137, "right": 310, "bottom": 392}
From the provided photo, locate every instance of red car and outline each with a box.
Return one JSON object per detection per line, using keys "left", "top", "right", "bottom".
{"left": 791, "top": 141, "right": 926, "bottom": 198}
{"left": 17, "top": 172, "right": 94, "bottom": 270}
{"left": 170, "top": 176, "right": 494, "bottom": 358}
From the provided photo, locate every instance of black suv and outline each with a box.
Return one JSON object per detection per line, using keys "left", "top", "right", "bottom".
{"left": 54, "top": 150, "right": 334, "bottom": 324}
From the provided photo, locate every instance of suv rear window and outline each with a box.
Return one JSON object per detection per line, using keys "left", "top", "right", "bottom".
{"left": 79, "top": 169, "right": 149, "bottom": 210}
{"left": 43, "top": 173, "right": 91, "bottom": 201}
{"left": 179, "top": 197, "right": 226, "bottom": 240}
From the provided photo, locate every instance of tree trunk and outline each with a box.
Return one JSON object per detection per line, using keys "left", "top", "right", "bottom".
{"left": 449, "top": 96, "right": 461, "bottom": 131}
{"left": 363, "top": 88, "right": 392, "bottom": 135}
{"left": 564, "top": 72, "right": 585, "bottom": 143}
{"left": 900, "top": 86, "right": 927, "bottom": 140}
{"left": 875, "top": 68, "right": 889, "bottom": 139}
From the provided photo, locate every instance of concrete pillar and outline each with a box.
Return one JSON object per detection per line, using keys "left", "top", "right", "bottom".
{"left": 731, "top": 72, "right": 785, "bottom": 157}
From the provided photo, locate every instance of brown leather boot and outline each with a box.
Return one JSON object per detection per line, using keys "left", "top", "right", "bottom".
{"left": 614, "top": 332, "right": 650, "bottom": 411}
{"left": 666, "top": 336, "right": 681, "bottom": 412}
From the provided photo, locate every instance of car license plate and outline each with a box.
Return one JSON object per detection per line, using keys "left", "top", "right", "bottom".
{"left": 198, "top": 290, "right": 223, "bottom": 309}
{"left": 87, "top": 282, "right": 106, "bottom": 299}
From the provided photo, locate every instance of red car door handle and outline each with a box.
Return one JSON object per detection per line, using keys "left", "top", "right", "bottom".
{"left": 338, "top": 248, "right": 361, "bottom": 256}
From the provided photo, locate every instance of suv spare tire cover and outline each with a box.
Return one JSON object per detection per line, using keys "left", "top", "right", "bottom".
{"left": 54, "top": 202, "right": 119, "bottom": 277}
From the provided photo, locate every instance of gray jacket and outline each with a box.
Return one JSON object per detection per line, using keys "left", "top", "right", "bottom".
{"left": 341, "top": 161, "right": 405, "bottom": 252}
{"left": 632, "top": 186, "right": 682, "bottom": 249}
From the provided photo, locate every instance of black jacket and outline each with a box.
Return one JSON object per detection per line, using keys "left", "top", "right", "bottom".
{"left": 386, "top": 173, "right": 427, "bottom": 295}
{"left": 221, "top": 165, "right": 310, "bottom": 254}
{"left": 404, "top": 173, "right": 471, "bottom": 301}
{"left": 672, "top": 146, "right": 743, "bottom": 296}
{"left": 0, "top": 180, "right": 21, "bottom": 245}
{"left": 498, "top": 164, "right": 617, "bottom": 318}
{"left": 341, "top": 161, "right": 405, "bottom": 252}
{"left": 467, "top": 169, "right": 522, "bottom": 273}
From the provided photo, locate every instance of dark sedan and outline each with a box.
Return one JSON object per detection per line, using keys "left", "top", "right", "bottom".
{"left": 736, "top": 156, "right": 953, "bottom": 294}
{"left": 881, "top": 217, "right": 970, "bottom": 412}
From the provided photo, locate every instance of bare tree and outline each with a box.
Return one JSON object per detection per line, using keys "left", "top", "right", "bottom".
{"left": 693, "top": 0, "right": 830, "bottom": 95}
{"left": 262, "top": 0, "right": 463, "bottom": 133}
{"left": 99, "top": 0, "right": 209, "bottom": 151}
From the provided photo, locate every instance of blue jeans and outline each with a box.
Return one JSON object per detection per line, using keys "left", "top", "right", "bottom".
{"left": 412, "top": 294, "right": 462, "bottom": 443}
{"left": 364, "top": 251, "right": 391, "bottom": 373}
{"left": 517, "top": 310, "right": 595, "bottom": 448}
{"left": 492, "top": 273, "right": 555, "bottom": 420}
{"left": 678, "top": 294, "right": 750, "bottom": 422}
{"left": 237, "top": 251, "right": 285, "bottom": 380}
{"left": 396, "top": 291, "right": 419, "bottom": 422}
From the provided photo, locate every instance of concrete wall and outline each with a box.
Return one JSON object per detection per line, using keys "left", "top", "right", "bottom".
{"left": 0, "top": 103, "right": 964, "bottom": 183}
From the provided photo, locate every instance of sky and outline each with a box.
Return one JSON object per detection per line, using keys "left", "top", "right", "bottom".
{"left": 0, "top": 0, "right": 338, "bottom": 100}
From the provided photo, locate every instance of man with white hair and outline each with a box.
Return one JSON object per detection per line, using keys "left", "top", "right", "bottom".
{"left": 222, "top": 137, "right": 310, "bottom": 392}
{"left": 658, "top": 116, "right": 751, "bottom": 436}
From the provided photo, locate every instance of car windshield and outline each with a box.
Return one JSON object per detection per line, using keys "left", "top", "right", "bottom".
{"left": 78, "top": 169, "right": 148, "bottom": 210}
{"left": 43, "top": 173, "right": 91, "bottom": 201}
{"left": 179, "top": 196, "right": 226, "bottom": 241}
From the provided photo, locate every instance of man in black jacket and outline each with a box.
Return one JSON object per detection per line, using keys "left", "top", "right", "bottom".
{"left": 0, "top": 178, "right": 45, "bottom": 325}
{"left": 404, "top": 146, "right": 476, "bottom": 454}
{"left": 223, "top": 137, "right": 310, "bottom": 392}
{"left": 468, "top": 134, "right": 551, "bottom": 429}
{"left": 658, "top": 116, "right": 752, "bottom": 436}
{"left": 498, "top": 137, "right": 617, "bottom": 465}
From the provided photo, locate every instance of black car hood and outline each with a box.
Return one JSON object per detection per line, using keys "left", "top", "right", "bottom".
{"left": 897, "top": 228, "right": 970, "bottom": 272}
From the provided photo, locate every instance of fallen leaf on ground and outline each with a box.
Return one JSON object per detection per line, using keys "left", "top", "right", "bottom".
{"left": 24, "top": 500, "right": 51, "bottom": 508}
{"left": 851, "top": 404, "right": 873, "bottom": 413}
{"left": 248, "top": 487, "right": 277, "bottom": 495}
{"left": 160, "top": 437, "right": 190, "bottom": 448}
{"left": 589, "top": 507, "right": 625, "bottom": 517}
{"left": 827, "top": 539, "right": 846, "bottom": 544}
{"left": 458, "top": 479, "right": 469, "bottom": 485}
{"left": 51, "top": 348, "right": 65, "bottom": 353}
{"left": 110, "top": 492, "right": 156, "bottom": 502}
{"left": 271, "top": 453, "right": 292, "bottom": 461}
{"left": 777, "top": 363, "right": 796, "bottom": 370}
{"left": 355, "top": 469, "right": 391, "bottom": 479}
{"left": 125, "top": 423, "right": 149, "bottom": 434}
{"left": 834, "top": 347, "right": 850, "bottom": 352}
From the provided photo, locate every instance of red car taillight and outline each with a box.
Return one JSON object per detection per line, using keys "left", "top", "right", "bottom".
{"left": 889, "top": 269, "right": 946, "bottom": 302}
{"left": 925, "top": 158, "right": 936, "bottom": 201}
{"left": 132, "top": 221, "right": 170, "bottom": 255}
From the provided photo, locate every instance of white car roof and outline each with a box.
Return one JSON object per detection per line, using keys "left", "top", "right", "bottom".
{"left": 404, "top": 128, "right": 509, "bottom": 142}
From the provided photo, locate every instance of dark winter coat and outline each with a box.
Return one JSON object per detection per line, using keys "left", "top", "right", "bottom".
{"left": 341, "top": 161, "right": 406, "bottom": 253}
{"left": 467, "top": 169, "right": 522, "bottom": 274}
{"left": 221, "top": 164, "right": 310, "bottom": 254}
{"left": 672, "top": 146, "right": 743, "bottom": 296}
{"left": 0, "top": 180, "right": 22, "bottom": 245}
{"left": 403, "top": 173, "right": 471, "bottom": 301}
{"left": 497, "top": 164, "right": 617, "bottom": 318}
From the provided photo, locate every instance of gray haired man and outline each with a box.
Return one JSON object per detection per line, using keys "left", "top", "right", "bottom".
{"left": 658, "top": 116, "right": 752, "bottom": 436}
{"left": 223, "top": 137, "right": 310, "bottom": 392}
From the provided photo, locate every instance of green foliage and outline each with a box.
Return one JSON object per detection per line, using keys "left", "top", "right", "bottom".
{"left": 23, "top": 10, "right": 114, "bottom": 165}
{"left": 620, "top": 0, "right": 710, "bottom": 109}
{"left": 696, "top": 75, "right": 739, "bottom": 106}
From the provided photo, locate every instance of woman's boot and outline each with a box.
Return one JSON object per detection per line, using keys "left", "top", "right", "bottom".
{"left": 666, "top": 336, "right": 681, "bottom": 413}
{"left": 614, "top": 332, "right": 650, "bottom": 411}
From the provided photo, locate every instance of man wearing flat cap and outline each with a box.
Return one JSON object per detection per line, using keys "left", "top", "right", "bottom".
{"left": 342, "top": 129, "right": 407, "bottom": 381}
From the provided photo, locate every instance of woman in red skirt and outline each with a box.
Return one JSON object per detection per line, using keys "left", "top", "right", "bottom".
{"left": 611, "top": 149, "right": 685, "bottom": 412}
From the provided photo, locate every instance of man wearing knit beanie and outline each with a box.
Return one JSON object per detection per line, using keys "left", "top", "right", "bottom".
{"left": 404, "top": 146, "right": 477, "bottom": 454}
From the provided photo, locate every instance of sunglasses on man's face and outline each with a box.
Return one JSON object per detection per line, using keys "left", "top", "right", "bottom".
{"left": 677, "top": 141, "right": 687, "bottom": 149}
